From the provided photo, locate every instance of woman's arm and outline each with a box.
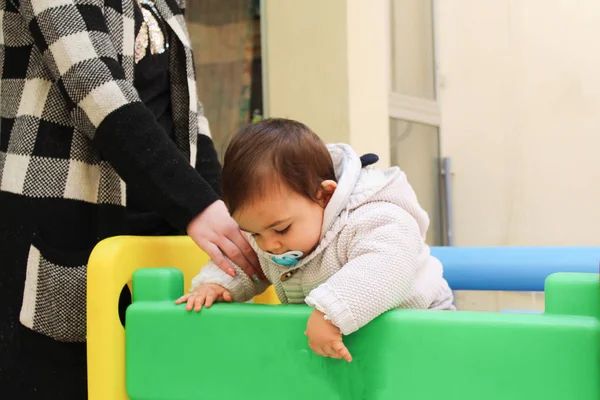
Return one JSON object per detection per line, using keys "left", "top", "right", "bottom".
{"left": 15, "top": 0, "right": 259, "bottom": 276}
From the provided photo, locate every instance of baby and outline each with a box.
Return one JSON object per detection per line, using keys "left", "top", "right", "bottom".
{"left": 177, "top": 118, "right": 454, "bottom": 362}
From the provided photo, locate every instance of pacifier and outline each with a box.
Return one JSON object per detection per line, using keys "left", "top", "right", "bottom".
{"left": 269, "top": 250, "right": 304, "bottom": 267}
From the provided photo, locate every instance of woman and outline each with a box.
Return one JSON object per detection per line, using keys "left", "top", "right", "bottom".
{"left": 0, "top": 0, "right": 259, "bottom": 397}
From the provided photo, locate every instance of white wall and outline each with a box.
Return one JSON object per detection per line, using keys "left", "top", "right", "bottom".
{"left": 437, "top": 0, "right": 600, "bottom": 246}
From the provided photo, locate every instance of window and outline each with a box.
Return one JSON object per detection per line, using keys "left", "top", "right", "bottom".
{"left": 389, "top": 0, "right": 450, "bottom": 245}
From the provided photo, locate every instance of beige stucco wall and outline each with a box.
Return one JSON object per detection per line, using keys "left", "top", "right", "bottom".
{"left": 264, "top": 0, "right": 600, "bottom": 245}
{"left": 437, "top": 0, "right": 600, "bottom": 246}
{"left": 262, "top": 0, "right": 390, "bottom": 167}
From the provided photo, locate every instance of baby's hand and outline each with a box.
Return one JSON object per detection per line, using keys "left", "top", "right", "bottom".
{"left": 175, "top": 284, "right": 232, "bottom": 312}
{"left": 305, "top": 309, "right": 352, "bottom": 362}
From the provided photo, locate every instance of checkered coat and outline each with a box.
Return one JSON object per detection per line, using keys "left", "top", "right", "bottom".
{"left": 0, "top": 0, "right": 221, "bottom": 342}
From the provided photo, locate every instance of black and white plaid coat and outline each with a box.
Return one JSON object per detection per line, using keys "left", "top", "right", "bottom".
{"left": 0, "top": 0, "right": 222, "bottom": 342}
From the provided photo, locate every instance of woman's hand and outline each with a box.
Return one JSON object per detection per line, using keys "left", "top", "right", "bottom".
{"left": 305, "top": 310, "right": 352, "bottom": 362}
{"left": 187, "top": 200, "right": 263, "bottom": 281}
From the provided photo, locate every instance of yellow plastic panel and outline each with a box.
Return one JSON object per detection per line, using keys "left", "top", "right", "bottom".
{"left": 86, "top": 235, "right": 278, "bottom": 400}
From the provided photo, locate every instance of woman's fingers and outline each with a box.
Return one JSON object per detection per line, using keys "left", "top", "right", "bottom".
{"left": 216, "top": 234, "right": 260, "bottom": 281}
{"left": 201, "top": 241, "right": 236, "bottom": 277}
{"left": 223, "top": 226, "right": 262, "bottom": 279}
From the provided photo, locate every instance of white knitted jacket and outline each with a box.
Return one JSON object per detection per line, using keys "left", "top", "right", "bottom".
{"left": 191, "top": 144, "right": 454, "bottom": 335}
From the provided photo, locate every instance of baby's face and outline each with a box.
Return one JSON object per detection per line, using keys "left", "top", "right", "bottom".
{"left": 234, "top": 184, "right": 326, "bottom": 257}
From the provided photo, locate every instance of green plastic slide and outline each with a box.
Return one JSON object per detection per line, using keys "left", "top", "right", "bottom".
{"left": 126, "top": 270, "right": 599, "bottom": 400}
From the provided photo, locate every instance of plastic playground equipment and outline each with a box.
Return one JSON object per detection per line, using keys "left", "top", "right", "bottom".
{"left": 87, "top": 236, "right": 599, "bottom": 400}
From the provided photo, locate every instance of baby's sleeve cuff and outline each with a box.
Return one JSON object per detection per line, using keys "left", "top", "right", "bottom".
{"left": 190, "top": 261, "right": 257, "bottom": 302}
{"left": 305, "top": 282, "right": 359, "bottom": 335}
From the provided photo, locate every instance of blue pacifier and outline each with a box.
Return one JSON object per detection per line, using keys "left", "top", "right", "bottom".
{"left": 270, "top": 250, "right": 304, "bottom": 267}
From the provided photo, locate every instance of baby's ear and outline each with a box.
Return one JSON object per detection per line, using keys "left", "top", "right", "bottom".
{"left": 317, "top": 180, "right": 337, "bottom": 206}
{"left": 321, "top": 180, "right": 337, "bottom": 193}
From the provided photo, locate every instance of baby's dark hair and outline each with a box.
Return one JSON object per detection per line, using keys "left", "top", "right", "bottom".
{"left": 222, "top": 118, "right": 336, "bottom": 215}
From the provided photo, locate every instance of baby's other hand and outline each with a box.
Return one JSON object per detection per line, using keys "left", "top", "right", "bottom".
{"left": 305, "top": 309, "right": 352, "bottom": 362}
{"left": 175, "top": 284, "right": 232, "bottom": 312}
